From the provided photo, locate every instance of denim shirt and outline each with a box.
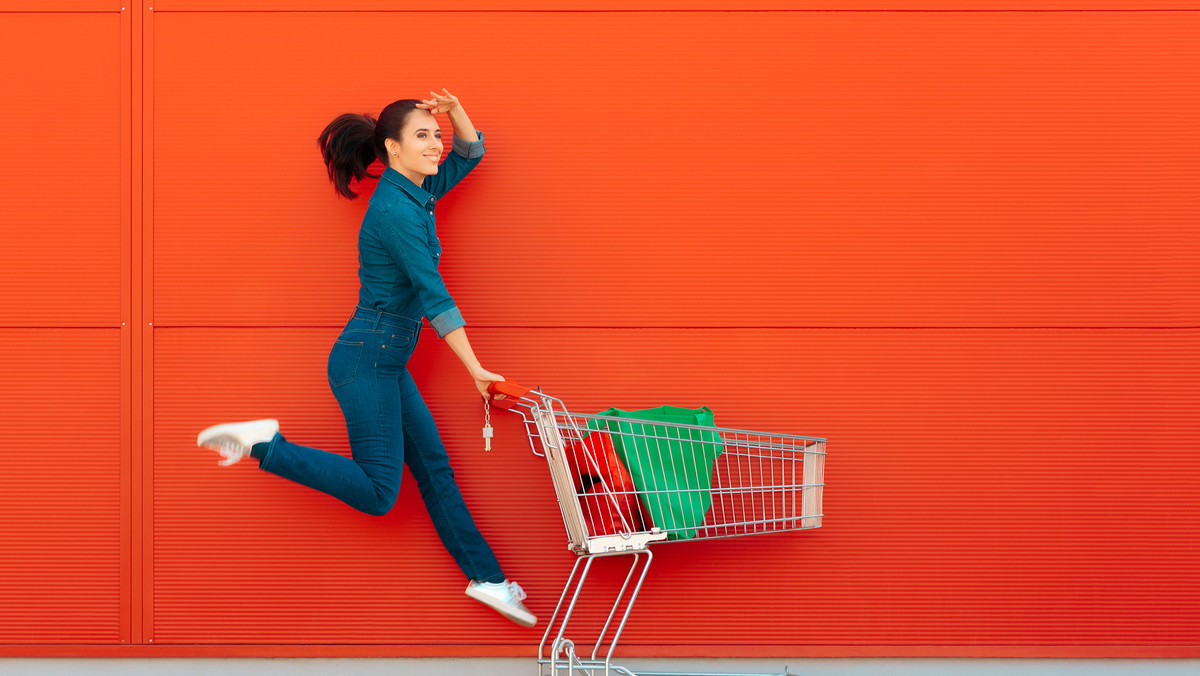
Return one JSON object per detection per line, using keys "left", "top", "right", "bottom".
{"left": 357, "top": 130, "right": 485, "bottom": 338}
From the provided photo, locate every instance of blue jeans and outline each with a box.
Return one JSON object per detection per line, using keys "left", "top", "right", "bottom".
{"left": 255, "top": 305, "right": 505, "bottom": 583}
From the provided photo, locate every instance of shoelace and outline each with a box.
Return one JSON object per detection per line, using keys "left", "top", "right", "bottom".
{"left": 210, "top": 441, "right": 246, "bottom": 467}
{"left": 506, "top": 581, "right": 527, "bottom": 603}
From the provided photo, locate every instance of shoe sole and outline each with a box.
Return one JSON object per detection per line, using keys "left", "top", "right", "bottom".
{"left": 465, "top": 586, "right": 538, "bottom": 627}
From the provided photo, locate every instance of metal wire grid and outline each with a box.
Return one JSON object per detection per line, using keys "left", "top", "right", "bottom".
{"left": 550, "top": 412, "right": 826, "bottom": 544}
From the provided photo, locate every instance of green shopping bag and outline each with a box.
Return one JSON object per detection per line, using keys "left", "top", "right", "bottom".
{"left": 588, "top": 406, "right": 724, "bottom": 540}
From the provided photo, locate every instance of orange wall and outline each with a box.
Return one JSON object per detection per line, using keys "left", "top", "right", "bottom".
{"left": 1, "top": 0, "right": 1198, "bottom": 658}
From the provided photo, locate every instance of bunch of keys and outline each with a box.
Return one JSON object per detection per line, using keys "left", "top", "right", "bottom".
{"left": 482, "top": 397, "right": 493, "bottom": 452}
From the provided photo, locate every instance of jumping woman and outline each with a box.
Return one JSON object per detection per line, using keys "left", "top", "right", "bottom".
{"left": 196, "top": 89, "right": 536, "bottom": 627}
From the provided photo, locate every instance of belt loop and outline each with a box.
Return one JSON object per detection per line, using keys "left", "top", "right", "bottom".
{"left": 372, "top": 312, "right": 382, "bottom": 331}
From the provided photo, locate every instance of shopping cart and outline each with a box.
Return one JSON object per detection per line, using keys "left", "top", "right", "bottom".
{"left": 487, "top": 381, "right": 826, "bottom": 676}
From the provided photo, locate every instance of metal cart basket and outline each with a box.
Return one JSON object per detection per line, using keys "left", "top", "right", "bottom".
{"left": 487, "top": 382, "right": 826, "bottom": 676}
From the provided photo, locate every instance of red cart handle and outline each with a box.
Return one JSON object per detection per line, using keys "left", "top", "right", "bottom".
{"left": 487, "top": 380, "right": 533, "bottom": 409}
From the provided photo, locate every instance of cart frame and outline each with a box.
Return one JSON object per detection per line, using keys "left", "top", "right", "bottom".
{"left": 489, "top": 383, "right": 825, "bottom": 676}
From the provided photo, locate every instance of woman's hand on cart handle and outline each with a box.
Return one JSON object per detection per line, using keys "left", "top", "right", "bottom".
{"left": 487, "top": 380, "right": 534, "bottom": 403}
{"left": 470, "top": 366, "right": 505, "bottom": 401}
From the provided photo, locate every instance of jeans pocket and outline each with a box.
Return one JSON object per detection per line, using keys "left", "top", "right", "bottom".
{"left": 388, "top": 328, "right": 415, "bottom": 350}
{"left": 328, "top": 339, "right": 364, "bottom": 387}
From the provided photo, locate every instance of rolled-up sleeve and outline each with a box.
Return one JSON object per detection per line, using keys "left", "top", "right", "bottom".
{"left": 452, "top": 130, "right": 486, "bottom": 160}
{"left": 428, "top": 306, "right": 464, "bottom": 338}
{"left": 378, "top": 207, "right": 465, "bottom": 338}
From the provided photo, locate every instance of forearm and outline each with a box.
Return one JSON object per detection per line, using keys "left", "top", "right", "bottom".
{"left": 443, "top": 326, "right": 481, "bottom": 373}
{"left": 447, "top": 106, "right": 477, "bottom": 143}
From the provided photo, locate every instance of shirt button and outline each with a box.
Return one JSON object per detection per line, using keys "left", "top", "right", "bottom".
{"left": 428, "top": 211, "right": 433, "bottom": 215}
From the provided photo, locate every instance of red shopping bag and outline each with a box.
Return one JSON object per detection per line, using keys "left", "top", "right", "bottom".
{"left": 579, "top": 478, "right": 647, "bottom": 536}
{"left": 564, "top": 431, "right": 633, "bottom": 494}
{"left": 564, "top": 432, "right": 648, "bottom": 534}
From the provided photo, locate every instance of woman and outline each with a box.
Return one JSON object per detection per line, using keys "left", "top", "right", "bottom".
{"left": 196, "top": 89, "right": 536, "bottom": 628}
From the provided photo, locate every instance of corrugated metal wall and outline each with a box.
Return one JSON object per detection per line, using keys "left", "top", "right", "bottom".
{"left": 0, "top": 7, "right": 128, "bottom": 645}
{"left": 1, "top": 0, "right": 1197, "bottom": 658}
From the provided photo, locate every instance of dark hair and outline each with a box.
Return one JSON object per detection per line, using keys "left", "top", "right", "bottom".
{"left": 317, "top": 99, "right": 421, "bottom": 200}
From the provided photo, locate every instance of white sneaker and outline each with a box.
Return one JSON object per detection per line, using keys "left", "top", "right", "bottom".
{"left": 197, "top": 419, "right": 279, "bottom": 467}
{"left": 465, "top": 580, "right": 538, "bottom": 627}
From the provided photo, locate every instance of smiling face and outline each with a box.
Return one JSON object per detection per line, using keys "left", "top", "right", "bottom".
{"left": 385, "top": 108, "right": 443, "bottom": 185}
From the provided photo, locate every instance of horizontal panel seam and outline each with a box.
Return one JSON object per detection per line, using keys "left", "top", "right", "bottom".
{"left": 146, "top": 10, "right": 1200, "bottom": 14}
{"left": 142, "top": 325, "right": 1200, "bottom": 330}
{"left": 1, "top": 643, "right": 1198, "bottom": 647}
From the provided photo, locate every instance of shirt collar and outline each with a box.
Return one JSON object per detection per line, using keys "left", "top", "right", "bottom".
{"left": 381, "top": 166, "right": 436, "bottom": 208}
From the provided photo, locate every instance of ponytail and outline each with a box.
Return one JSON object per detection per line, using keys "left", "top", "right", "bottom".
{"left": 317, "top": 100, "right": 422, "bottom": 200}
{"left": 317, "top": 113, "right": 380, "bottom": 200}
